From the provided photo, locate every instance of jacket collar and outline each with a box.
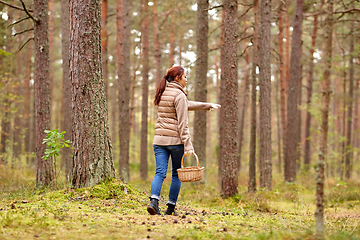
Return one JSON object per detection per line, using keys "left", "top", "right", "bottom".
{"left": 167, "top": 81, "right": 187, "bottom": 96}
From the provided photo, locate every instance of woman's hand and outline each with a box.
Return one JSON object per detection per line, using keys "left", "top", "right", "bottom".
{"left": 209, "top": 103, "right": 221, "bottom": 111}
{"left": 184, "top": 150, "right": 195, "bottom": 156}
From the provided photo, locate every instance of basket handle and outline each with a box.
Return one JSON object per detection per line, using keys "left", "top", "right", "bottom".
{"left": 181, "top": 152, "right": 199, "bottom": 168}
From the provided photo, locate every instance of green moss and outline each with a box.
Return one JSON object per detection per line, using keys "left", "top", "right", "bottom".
{"left": 1, "top": 174, "right": 360, "bottom": 239}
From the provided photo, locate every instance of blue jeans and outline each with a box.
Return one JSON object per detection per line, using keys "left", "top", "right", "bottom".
{"left": 150, "top": 144, "right": 184, "bottom": 205}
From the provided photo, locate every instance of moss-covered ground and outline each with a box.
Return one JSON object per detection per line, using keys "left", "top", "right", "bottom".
{"left": 0, "top": 168, "right": 359, "bottom": 240}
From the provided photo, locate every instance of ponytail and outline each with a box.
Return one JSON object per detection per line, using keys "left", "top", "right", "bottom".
{"left": 154, "top": 66, "right": 185, "bottom": 106}
{"left": 154, "top": 77, "right": 167, "bottom": 105}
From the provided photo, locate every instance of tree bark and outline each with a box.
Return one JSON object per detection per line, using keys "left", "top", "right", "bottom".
{"left": 194, "top": 0, "right": 209, "bottom": 183}
{"left": 152, "top": 0, "right": 161, "bottom": 88}
{"left": 129, "top": 55, "right": 140, "bottom": 133}
{"left": 24, "top": 43, "right": 33, "bottom": 160}
{"left": 1, "top": 84, "right": 10, "bottom": 162}
{"left": 170, "top": 15, "right": 175, "bottom": 67}
{"left": 34, "top": 0, "right": 54, "bottom": 187}
{"left": 61, "top": 0, "right": 72, "bottom": 180}
{"left": 278, "top": 5, "right": 285, "bottom": 174}
{"left": 1, "top": 9, "right": 14, "bottom": 163}
{"left": 220, "top": 0, "right": 238, "bottom": 198}
{"left": 304, "top": 15, "right": 318, "bottom": 169}
{"left": 48, "top": 0, "right": 55, "bottom": 129}
{"left": 248, "top": 0, "right": 258, "bottom": 193}
{"left": 284, "top": 0, "right": 304, "bottom": 182}
{"left": 354, "top": 79, "right": 359, "bottom": 166}
{"left": 117, "top": 0, "right": 131, "bottom": 182}
{"left": 315, "top": 0, "right": 333, "bottom": 236}
{"left": 345, "top": 6, "right": 355, "bottom": 179}
{"left": 285, "top": 9, "right": 290, "bottom": 97}
{"left": 237, "top": 41, "right": 250, "bottom": 172}
{"left": 13, "top": 38, "right": 22, "bottom": 160}
{"left": 218, "top": 9, "right": 225, "bottom": 187}
{"left": 258, "top": 0, "right": 272, "bottom": 190}
{"left": 101, "top": 0, "right": 109, "bottom": 100}
{"left": 354, "top": 24, "right": 359, "bottom": 166}
{"left": 140, "top": 0, "right": 149, "bottom": 181}
{"left": 341, "top": 56, "right": 346, "bottom": 179}
{"left": 70, "top": 0, "right": 115, "bottom": 188}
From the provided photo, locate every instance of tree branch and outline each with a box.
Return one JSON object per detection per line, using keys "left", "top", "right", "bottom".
{"left": 238, "top": 45, "right": 253, "bottom": 58}
{"left": 204, "top": 5, "right": 223, "bottom": 11}
{"left": 303, "top": 11, "right": 326, "bottom": 17}
{"left": 12, "top": 27, "right": 34, "bottom": 37}
{"left": 185, "top": 35, "right": 254, "bottom": 68}
{"left": 7, "top": 16, "right": 30, "bottom": 28}
{"left": 107, "top": 12, "right": 116, "bottom": 18}
{"left": 19, "top": 0, "right": 39, "bottom": 23}
{"left": 238, "top": 5, "right": 253, "bottom": 19}
{"left": 0, "top": 0, "right": 32, "bottom": 12}
{"left": 334, "top": 8, "right": 360, "bottom": 14}
{"left": 18, "top": 37, "right": 34, "bottom": 52}
{"left": 239, "top": 1, "right": 255, "bottom": 7}
{"left": 237, "top": 34, "right": 253, "bottom": 43}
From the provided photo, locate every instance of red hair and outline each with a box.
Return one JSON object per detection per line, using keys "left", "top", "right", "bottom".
{"left": 154, "top": 66, "right": 185, "bottom": 105}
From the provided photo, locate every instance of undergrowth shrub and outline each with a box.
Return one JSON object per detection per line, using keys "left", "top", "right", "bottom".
{"left": 230, "top": 191, "right": 272, "bottom": 212}
{"left": 327, "top": 189, "right": 360, "bottom": 204}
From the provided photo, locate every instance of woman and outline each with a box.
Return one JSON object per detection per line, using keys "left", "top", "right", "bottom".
{"left": 147, "top": 66, "right": 220, "bottom": 215}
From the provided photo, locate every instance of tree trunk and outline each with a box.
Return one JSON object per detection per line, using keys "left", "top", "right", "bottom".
{"left": 259, "top": 0, "right": 272, "bottom": 190}
{"left": 1, "top": 9, "right": 14, "bottom": 163}
{"left": 1, "top": 84, "right": 10, "bottom": 162}
{"left": 48, "top": 0, "right": 56, "bottom": 129}
{"left": 284, "top": 0, "right": 303, "bottom": 182}
{"left": 24, "top": 44, "right": 33, "bottom": 160}
{"left": 101, "top": 0, "right": 109, "bottom": 100}
{"left": 285, "top": 11, "right": 290, "bottom": 97}
{"left": 316, "top": 0, "right": 333, "bottom": 236}
{"left": 140, "top": 0, "right": 149, "bottom": 181}
{"left": 237, "top": 44, "right": 250, "bottom": 172}
{"left": 354, "top": 27, "right": 359, "bottom": 166}
{"left": 304, "top": 15, "right": 318, "bottom": 169}
{"left": 61, "top": 0, "right": 72, "bottom": 180}
{"left": 170, "top": 15, "right": 175, "bottom": 67}
{"left": 129, "top": 57, "right": 140, "bottom": 132}
{"left": 353, "top": 79, "right": 359, "bottom": 166}
{"left": 341, "top": 59, "right": 346, "bottom": 179}
{"left": 194, "top": 0, "right": 209, "bottom": 183}
{"left": 34, "top": 0, "right": 54, "bottom": 186}
{"left": 13, "top": 40, "right": 22, "bottom": 160}
{"left": 345, "top": 7, "right": 355, "bottom": 179}
{"left": 117, "top": 0, "right": 131, "bottom": 182}
{"left": 218, "top": 9, "right": 225, "bottom": 187}
{"left": 278, "top": 5, "right": 285, "bottom": 174}
{"left": 48, "top": 0, "right": 54, "bottom": 93}
{"left": 30, "top": 86, "right": 36, "bottom": 164}
{"left": 152, "top": 0, "right": 161, "bottom": 88}
{"left": 275, "top": 69, "right": 281, "bottom": 173}
{"left": 70, "top": 0, "right": 115, "bottom": 188}
{"left": 248, "top": 0, "right": 258, "bottom": 193}
{"left": 220, "top": 0, "right": 238, "bottom": 198}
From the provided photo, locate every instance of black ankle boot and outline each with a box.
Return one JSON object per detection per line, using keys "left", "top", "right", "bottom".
{"left": 164, "top": 203, "right": 177, "bottom": 216}
{"left": 147, "top": 198, "right": 160, "bottom": 215}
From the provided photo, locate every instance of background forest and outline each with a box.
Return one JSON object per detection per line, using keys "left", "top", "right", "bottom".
{"left": 0, "top": 0, "right": 359, "bottom": 239}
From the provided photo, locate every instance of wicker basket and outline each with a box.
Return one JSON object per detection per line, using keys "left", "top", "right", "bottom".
{"left": 177, "top": 153, "right": 204, "bottom": 182}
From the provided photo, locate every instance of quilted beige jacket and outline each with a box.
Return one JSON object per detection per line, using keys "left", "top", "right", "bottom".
{"left": 153, "top": 81, "right": 213, "bottom": 151}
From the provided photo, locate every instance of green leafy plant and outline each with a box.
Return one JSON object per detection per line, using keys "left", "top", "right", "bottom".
{"left": 43, "top": 129, "right": 71, "bottom": 161}
{"left": 42, "top": 129, "right": 72, "bottom": 180}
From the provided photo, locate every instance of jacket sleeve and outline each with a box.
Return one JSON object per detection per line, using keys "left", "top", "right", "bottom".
{"left": 188, "top": 100, "right": 213, "bottom": 111}
{"left": 174, "top": 93, "right": 194, "bottom": 152}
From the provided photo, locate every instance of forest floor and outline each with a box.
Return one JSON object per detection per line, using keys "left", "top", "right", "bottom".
{"left": 0, "top": 168, "right": 359, "bottom": 240}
